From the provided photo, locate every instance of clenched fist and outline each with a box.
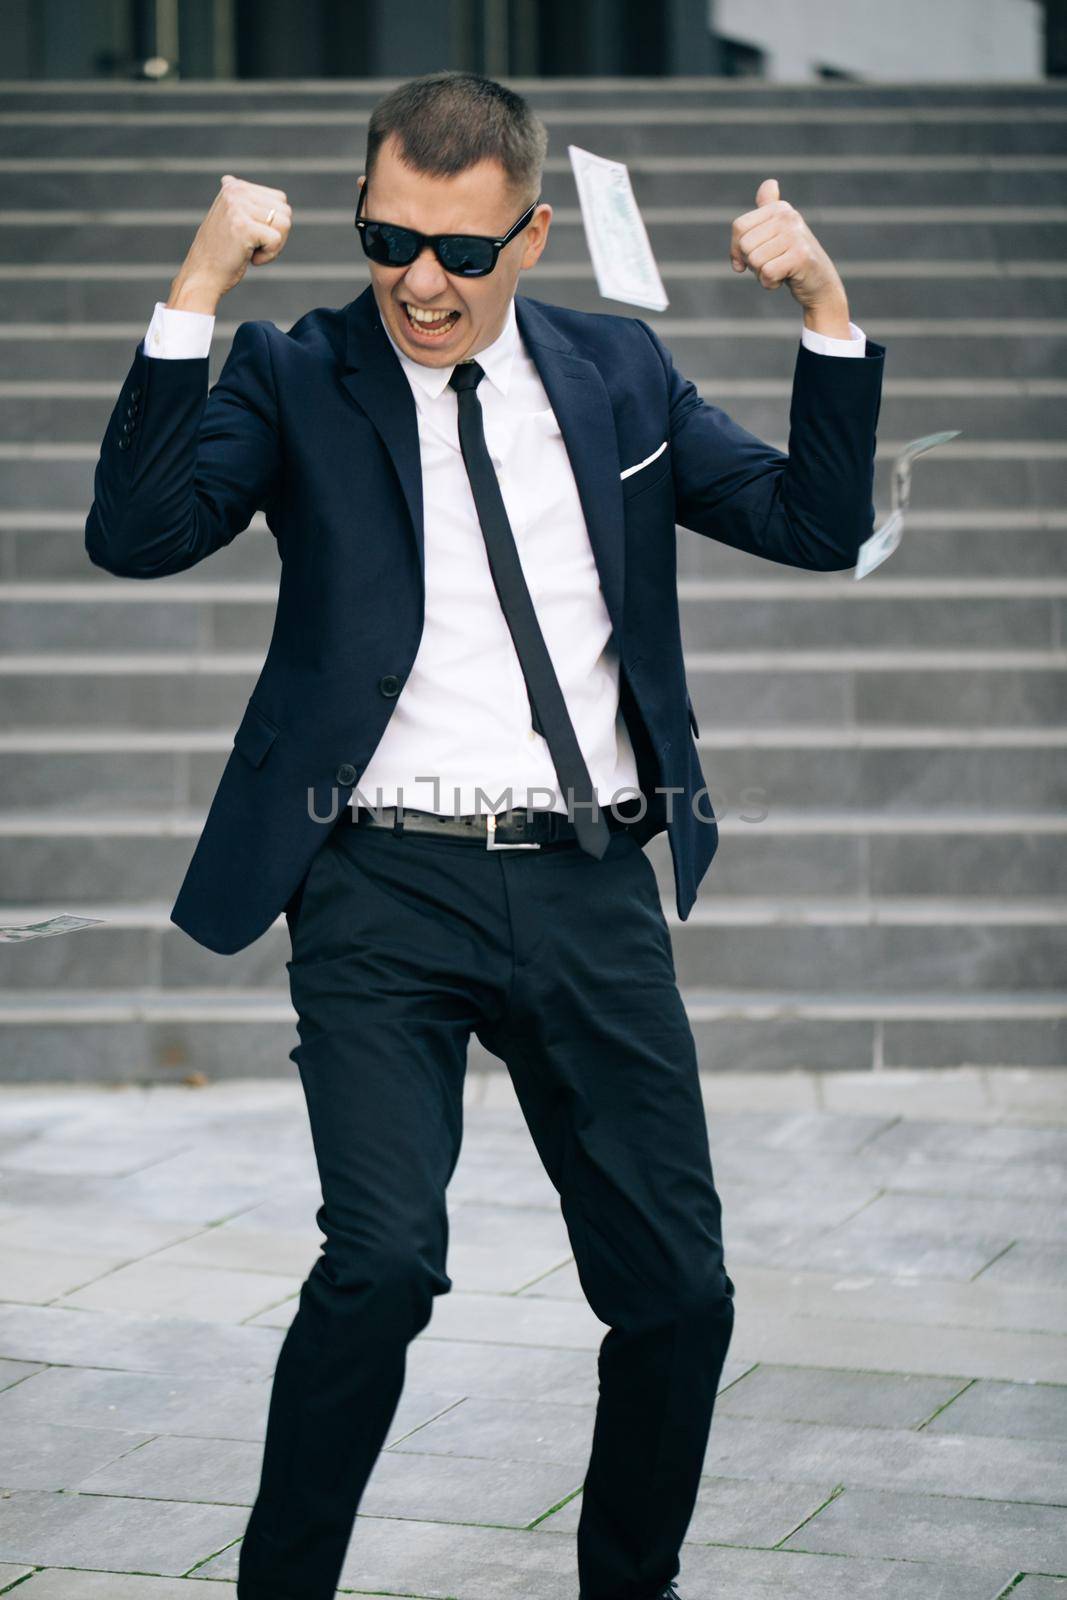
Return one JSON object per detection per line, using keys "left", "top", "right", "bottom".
{"left": 166, "top": 175, "right": 293, "bottom": 314}
{"left": 730, "top": 177, "right": 848, "bottom": 327}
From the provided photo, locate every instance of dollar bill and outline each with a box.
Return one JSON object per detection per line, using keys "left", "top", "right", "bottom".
{"left": 855, "top": 430, "right": 962, "bottom": 580}
{"left": 0, "top": 914, "right": 107, "bottom": 944}
{"left": 567, "top": 144, "right": 668, "bottom": 313}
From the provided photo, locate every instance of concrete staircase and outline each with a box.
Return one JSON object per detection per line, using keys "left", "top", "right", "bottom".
{"left": 0, "top": 76, "right": 1065, "bottom": 1080}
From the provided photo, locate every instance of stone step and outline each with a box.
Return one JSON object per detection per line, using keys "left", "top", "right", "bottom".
{"left": 7, "top": 207, "right": 1067, "bottom": 266}
{"left": 0, "top": 986, "right": 1063, "bottom": 1083}
{"left": 8, "top": 384, "right": 1065, "bottom": 448}
{"left": 1, "top": 725, "right": 1061, "bottom": 814}
{"left": 3, "top": 106, "right": 1066, "bottom": 159}
{"left": 4, "top": 158, "right": 1067, "bottom": 211}
{"left": 0, "top": 897, "right": 1063, "bottom": 995}
{"left": 2, "top": 579, "right": 1063, "bottom": 655}
{"left": 5, "top": 512, "right": 1063, "bottom": 585}
{"left": 1, "top": 650, "right": 1065, "bottom": 730}
{"left": 5, "top": 80, "right": 1066, "bottom": 111}
{"left": 11, "top": 439, "right": 1067, "bottom": 511}
{"left": 0, "top": 811, "right": 1063, "bottom": 902}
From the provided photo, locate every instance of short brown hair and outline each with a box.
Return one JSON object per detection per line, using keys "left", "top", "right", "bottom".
{"left": 365, "top": 71, "right": 547, "bottom": 206}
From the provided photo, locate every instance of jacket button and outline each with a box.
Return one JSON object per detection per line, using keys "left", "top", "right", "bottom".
{"left": 129, "top": 385, "right": 142, "bottom": 401}
{"left": 336, "top": 763, "right": 357, "bottom": 786}
{"left": 378, "top": 673, "right": 401, "bottom": 697}
{"left": 117, "top": 435, "right": 132, "bottom": 451}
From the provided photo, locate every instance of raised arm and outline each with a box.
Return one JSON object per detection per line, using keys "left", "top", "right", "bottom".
{"left": 638, "top": 175, "right": 886, "bottom": 573}
{"left": 84, "top": 175, "right": 293, "bottom": 578}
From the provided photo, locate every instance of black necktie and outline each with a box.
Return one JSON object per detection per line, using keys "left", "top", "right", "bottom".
{"left": 449, "top": 359, "right": 611, "bottom": 860}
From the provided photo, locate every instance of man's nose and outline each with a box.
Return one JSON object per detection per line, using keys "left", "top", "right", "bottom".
{"left": 402, "top": 247, "right": 452, "bottom": 300}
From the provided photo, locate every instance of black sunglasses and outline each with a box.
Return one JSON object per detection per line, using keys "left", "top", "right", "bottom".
{"left": 354, "top": 183, "right": 539, "bottom": 278}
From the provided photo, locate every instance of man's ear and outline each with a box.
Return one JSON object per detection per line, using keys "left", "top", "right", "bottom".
{"left": 521, "top": 202, "right": 552, "bottom": 271}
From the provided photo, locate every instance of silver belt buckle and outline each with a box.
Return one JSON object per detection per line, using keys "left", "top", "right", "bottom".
{"left": 485, "top": 811, "right": 541, "bottom": 850}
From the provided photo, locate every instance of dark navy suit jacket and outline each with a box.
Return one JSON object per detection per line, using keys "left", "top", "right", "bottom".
{"left": 85, "top": 283, "right": 885, "bottom": 955}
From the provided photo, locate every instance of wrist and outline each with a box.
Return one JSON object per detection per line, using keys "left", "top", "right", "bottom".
{"left": 166, "top": 273, "right": 221, "bottom": 314}
{"left": 803, "top": 296, "right": 851, "bottom": 341}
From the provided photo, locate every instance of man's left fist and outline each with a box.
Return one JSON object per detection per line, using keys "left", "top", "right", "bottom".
{"left": 730, "top": 177, "right": 845, "bottom": 315}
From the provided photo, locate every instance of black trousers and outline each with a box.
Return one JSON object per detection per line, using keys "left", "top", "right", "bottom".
{"left": 236, "top": 814, "right": 734, "bottom": 1600}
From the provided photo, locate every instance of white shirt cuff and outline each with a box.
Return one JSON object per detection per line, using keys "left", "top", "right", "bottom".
{"left": 800, "top": 320, "right": 867, "bottom": 358}
{"left": 144, "top": 300, "right": 215, "bottom": 360}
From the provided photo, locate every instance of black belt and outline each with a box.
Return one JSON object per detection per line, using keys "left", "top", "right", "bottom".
{"left": 344, "top": 802, "right": 639, "bottom": 850}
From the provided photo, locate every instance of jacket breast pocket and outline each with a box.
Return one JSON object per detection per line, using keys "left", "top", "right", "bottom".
{"left": 233, "top": 698, "right": 279, "bottom": 769}
{"left": 621, "top": 439, "right": 671, "bottom": 501}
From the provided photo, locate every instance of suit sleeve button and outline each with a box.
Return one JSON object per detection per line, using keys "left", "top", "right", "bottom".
{"left": 378, "top": 674, "right": 401, "bottom": 697}
{"left": 117, "top": 435, "right": 132, "bottom": 451}
{"left": 336, "top": 763, "right": 357, "bottom": 786}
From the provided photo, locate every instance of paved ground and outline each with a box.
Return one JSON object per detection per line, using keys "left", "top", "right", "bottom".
{"left": 0, "top": 1065, "right": 1064, "bottom": 1599}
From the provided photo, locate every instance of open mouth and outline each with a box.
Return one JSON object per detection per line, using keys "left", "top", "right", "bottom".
{"left": 402, "top": 301, "right": 461, "bottom": 338}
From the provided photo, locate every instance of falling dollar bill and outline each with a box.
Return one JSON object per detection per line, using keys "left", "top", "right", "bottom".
{"left": 568, "top": 144, "right": 668, "bottom": 313}
{"left": 855, "top": 430, "right": 962, "bottom": 580}
{"left": 0, "top": 914, "right": 107, "bottom": 944}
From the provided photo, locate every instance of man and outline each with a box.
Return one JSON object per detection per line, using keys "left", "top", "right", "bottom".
{"left": 85, "top": 70, "right": 883, "bottom": 1600}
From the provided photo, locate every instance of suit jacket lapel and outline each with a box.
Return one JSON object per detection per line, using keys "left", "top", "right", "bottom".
{"left": 514, "top": 295, "right": 626, "bottom": 641}
{"left": 340, "top": 285, "right": 425, "bottom": 571}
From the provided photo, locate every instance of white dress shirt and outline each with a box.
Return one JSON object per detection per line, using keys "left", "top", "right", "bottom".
{"left": 142, "top": 298, "right": 867, "bottom": 818}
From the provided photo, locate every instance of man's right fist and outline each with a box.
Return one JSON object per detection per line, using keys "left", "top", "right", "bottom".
{"left": 166, "top": 175, "right": 293, "bottom": 313}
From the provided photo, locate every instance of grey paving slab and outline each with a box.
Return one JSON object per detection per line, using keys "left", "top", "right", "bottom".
{"left": 733, "top": 1262, "right": 1067, "bottom": 1338}
{"left": 151, "top": 1223, "right": 319, "bottom": 1276}
{"left": 0, "top": 1365, "right": 272, "bottom": 1442}
{"left": 785, "top": 1484, "right": 1067, "bottom": 1569}
{"left": 0, "top": 1415, "right": 154, "bottom": 1492}
{"left": 388, "top": 1394, "right": 596, "bottom": 1467}
{"left": 0, "top": 1356, "right": 44, "bottom": 1390}
{"left": 716, "top": 1363, "right": 968, "bottom": 1430}
{"left": 0, "top": 1488, "right": 247, "bottom": 1577}
{"left": 0, "top": 1204, "right": 206, "bottom": 1261}
{"left": 928, "top": 1378, "right": 1067, "bottom": 1441}
{"left": 981, "top": 1241, "right": 1067, "bottom": 1289}
{"left": 197, "top": 1515, "right": 582, "bottom": 1598}
{"left": 732, "top": 1303, "right": 1067, "bottom": 1383}
{"left": 384, "top": 1387, "right": 472, "bottom": 1446}
{"left": 0, "top": 1303, "right": 284, "bottom": 1379}
{"left": 701, "top": 1414, "right": 1067, "bottom": 1504}
{"left": 863, "top": 1119, "right": 1067, "bottom": 1165}
{"left": 403, "top": 1336, "right": 598, "bottom": 1404}
{"left": 0, "top": 1133, "right": 195, "bottom": 1177}
{"left": 361, "top": 1449, "right": 583, "bottom": 1526}
{"left": 54, "top": 1258, "right": 304, "bottom": 1323}
{"left": 849, "top": 1192, "right": 1067, "bottom": 1243}
{"left": 76, "top": 1433, "right": 262, "bottom": 1504}
{"left": 418, "top": 1285, "right": 608, "bottom": 1348}
{"left": 3, "top": 1576, "right": 239, "bottom": 1598}
{"left": 1012, "top": 1580, "right": 1067, "bottom": 1598}
{"left": 767, "top": 1223, "right": 1019, "bottom": 1280}
{"left": 541, "top": 1475, "right": 837, "bottom": 1549}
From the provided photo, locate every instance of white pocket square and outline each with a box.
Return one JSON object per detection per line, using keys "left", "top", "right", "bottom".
{"left": 620, "top": 440, "right": 668, "bottom": 480}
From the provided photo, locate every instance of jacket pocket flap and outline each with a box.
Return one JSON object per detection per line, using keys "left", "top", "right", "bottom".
{"left": 233, "top": 700, "right": 279, "bottom": 768}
